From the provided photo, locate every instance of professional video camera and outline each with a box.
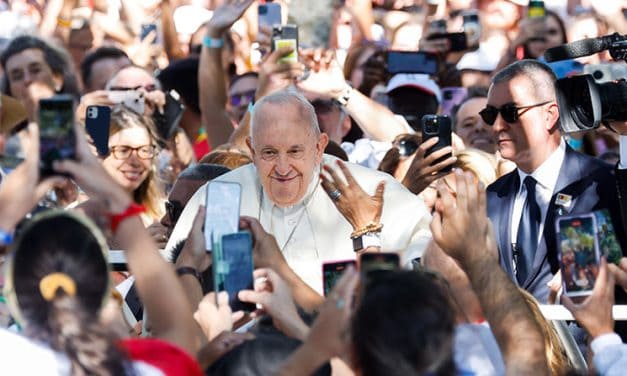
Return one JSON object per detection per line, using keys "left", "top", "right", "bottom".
{"left": 544, "top": 33, "right": 627, "bottom": 133}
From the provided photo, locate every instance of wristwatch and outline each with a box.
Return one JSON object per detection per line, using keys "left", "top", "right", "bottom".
{"left": 352, "top": 232, "right": 382, "bottom": 252}
{"left": 176, "top": 266, "right": 203, "bottom": 284}
{"left": 333, "top": 85, "right": 353, "bottom": 107}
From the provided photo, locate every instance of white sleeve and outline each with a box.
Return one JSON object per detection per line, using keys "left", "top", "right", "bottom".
{"left": 591, "top": 332, "right": 627, "bottom": 376}
{"left": 619, "top": 136, "right": 627, "bottom": 169}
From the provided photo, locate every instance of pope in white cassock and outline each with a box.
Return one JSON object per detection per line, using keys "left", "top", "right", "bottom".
{"left": 166, "top": 90, "right": 432, "bottom": 294}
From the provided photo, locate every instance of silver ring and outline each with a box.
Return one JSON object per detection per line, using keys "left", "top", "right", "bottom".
{"left": 329, "top": 189, "right": 342, "bottom": 201}
{"left": 335, "top": 298, "right": 345, "bottom": 309}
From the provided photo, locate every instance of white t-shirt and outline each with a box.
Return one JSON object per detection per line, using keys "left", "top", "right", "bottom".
{"left": 0, "top": 329, "right": 163, "bottom": 375}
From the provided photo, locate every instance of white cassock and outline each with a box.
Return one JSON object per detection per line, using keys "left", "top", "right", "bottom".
{"left": 166, "top": 154, "right": 432, "bottom": 294}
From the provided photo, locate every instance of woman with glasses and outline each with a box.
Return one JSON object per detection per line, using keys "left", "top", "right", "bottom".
{"left": 77, "top": 106, "right": 164, "bottom": 238}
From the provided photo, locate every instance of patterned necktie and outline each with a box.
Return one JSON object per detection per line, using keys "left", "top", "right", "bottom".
{"left": 515, "top": 176, "right": 541, "bottom": 285}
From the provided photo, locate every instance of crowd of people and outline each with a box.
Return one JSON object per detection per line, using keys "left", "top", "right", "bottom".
{"left": 0, "top": 0, "right": 627, "bottom": 374}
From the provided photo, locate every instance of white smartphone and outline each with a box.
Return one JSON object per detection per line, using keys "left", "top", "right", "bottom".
{"left": 204, "top": 181, "right": 241, "bottom": 251}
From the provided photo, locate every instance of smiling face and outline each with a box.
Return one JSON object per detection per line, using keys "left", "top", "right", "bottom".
{"left": 487, "top": 74, "right": 559, "bottom": 173}
{"left": 102, "top": 127, "right": 153, "bottom": 192}
{"left": 455, "top": 97, "right": 496, "bottom": 154}
{"left": 247, "top": 101, "right": 328, "bottom": 208}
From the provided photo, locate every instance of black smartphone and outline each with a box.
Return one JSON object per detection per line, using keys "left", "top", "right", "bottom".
{"left": 140, "top": 23, "right": 158, "bottom": 43}
{"left": 322, "top": 260, "right": 357, "bottom": 296}
{"left": 426, "top": 32, "right": 468, "bottom": 52}
{"left": 386, "top": 51, "right": 439, "bottom": 75}
{"left": 152, "top": 90, "right": 185, "bottom": 142}
{"left": 421, "top": 115, "right": 452, "bottom": 173}
{"left": 556, "top": 213, "right": 600, "bottom": 297}
{"left": 214, "top": 231, "right": 256, "bottom": 312}
{"left": 272, "top": 24, "right": 298, "bottom": 63}
{"left": 205, "top": 181, "right": 241, "bottom": 251}
{"left": 85, "top": 105, "right": 110, "bottom": 157}
{"left": 258, "top": 2, "right": 282, "bottom": 29}
{"left": 38, "top": 95, "right": 76, "bottom": 177}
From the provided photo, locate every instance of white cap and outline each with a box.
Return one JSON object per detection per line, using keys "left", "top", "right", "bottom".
{"left": 173, "top": 5, "right": 213, "bottom": 35}
{"left": 456, "top": 44, "right": 500, "bottom": 72}
{"left": 385, "top": 74, "right": 442, "bottom": 103}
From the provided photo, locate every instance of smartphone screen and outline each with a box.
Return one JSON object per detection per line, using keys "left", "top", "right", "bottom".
{"left": 258, "top": 3, "right": 281, "bottom": 28}
{"left": 556, "top": 214, "right": 600, "bottom": 297}
{"left": 323, "top": 260, "right": 357, "bottom": 296}
{"left": 39, "top": 95, "right": 76, "bottom": 177}
{"left": 205, "top": 181, "right": 241, "bottom": 251}
{"left": 427, "top": 32, "right": 467, "bottom": 52}
{"left": 421, "top": 115, "right": 452, "bottom": 173}
{"left": 85, "top": 105, "right": 111, "bottom": 157}
{"left": 386, "top": 51, "right": 439, "bottom": 75}
{"left": 360, "top": 252, "right": 400, "bottom": 279}
{"left": 593, "top": 209, "right": 622, "bottom": 265}
{"left": 215, "top": 231, "right": 256, "bottom": 312}
{"left": 272, "top": 24, "right": 298, "bottom": 63}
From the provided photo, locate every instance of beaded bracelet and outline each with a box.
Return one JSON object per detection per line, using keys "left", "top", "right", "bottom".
{"left": 350, "top": 222, "right": 383, "bottom": 239}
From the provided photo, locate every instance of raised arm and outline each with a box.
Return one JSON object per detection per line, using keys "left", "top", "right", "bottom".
{"left": 54, "top": 124, "right": 198, "bottom": 356}
{"left": 199, "top": 0, "right": 254, "bottom": 148}
{"left": 430, "top": 170, "right": 549, "bottom": 375}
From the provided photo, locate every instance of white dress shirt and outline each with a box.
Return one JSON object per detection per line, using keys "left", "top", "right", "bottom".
{"left": 510, "top": 139, "right": 566, "bottom": 247}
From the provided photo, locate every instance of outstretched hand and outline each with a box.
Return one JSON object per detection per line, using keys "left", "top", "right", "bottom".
{"left": 562, "top": 258, "right": 615, "bottom": 339}
{"left": 430, "top": 169, "right": 496, "bottom": 266}
{"left": 206, "top": 0, "right": 255, "bottom": 35}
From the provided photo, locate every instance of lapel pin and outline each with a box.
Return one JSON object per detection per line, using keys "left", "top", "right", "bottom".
{"left": 555, "top": 193, "right": 572, "bottom": 209}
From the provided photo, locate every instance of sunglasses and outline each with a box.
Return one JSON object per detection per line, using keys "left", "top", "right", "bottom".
{"left": 479, "top": 101, "right": 552, "bottom": 125}
{"left": 229, "top": 90, "right": 256, "bottom": 107}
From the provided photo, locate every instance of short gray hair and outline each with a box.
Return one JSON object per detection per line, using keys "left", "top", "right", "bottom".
{"left": 250, "top": 88, "right": 321, "bottom": 141}
{"left": 491, "top": 59, "right": 557, "bottom": 101}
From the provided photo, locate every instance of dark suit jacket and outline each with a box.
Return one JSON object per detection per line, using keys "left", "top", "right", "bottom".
{"left": 487, "top": 146, "right": 626, "bottom": 302}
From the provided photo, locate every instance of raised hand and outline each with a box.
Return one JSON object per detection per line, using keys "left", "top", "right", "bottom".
{"left": 321, "top": 160, "right": 385, "bottom": 231}
{"left": 255, "top": 46, "right": 305, "bottom": 101}
{"left": 401, "top": 137, "right": 456, "bottom": 195}
{"left": 207, "top": 0, "right": 255, "bottom": 35}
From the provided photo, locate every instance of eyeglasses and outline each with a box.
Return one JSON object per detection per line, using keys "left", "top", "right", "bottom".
{"left": 479, "top": 101, "right": 552, "bottom": 126}
{"left": 165, "top": 200, "right": 184, "bottom": 224}
{"left": 109, "top": 145, "right": 156, "bottom": 160}
{"left": 229, "top": 90, "right": 256, "bottom": 107}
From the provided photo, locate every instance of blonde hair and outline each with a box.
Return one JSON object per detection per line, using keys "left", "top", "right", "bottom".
{"left": 109, "top": 106, "right": 164, "bottom": 219}
{"left": 519, "top": 289, "right": 572, "bottom": 375}
{"left": 454, "top": 148, "right": 498, "bottom": 187}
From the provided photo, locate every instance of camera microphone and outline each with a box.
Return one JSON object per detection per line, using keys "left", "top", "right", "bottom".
{"left": 544, "top": 33, "right": 627, "bottom": 62}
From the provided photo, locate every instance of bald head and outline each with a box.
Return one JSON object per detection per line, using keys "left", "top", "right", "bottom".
{"left": 250, "top": 89, "right": 320, "bottom": 144}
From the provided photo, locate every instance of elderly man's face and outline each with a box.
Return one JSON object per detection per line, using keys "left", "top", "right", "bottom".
{"left": 247, "top": 102, "right": 328, "bottom": 207}
{"left": 488, "top": 75, "right": 553, "bottom": 171}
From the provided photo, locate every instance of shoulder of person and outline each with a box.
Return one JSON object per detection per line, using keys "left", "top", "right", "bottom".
{"left": 486, "top": 169, "right": 518, "bottom": 194}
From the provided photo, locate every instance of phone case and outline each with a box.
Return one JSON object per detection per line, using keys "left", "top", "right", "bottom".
{"left": 258, "top": 3, "right": 281, "bottom": 28}
{"left": 322, "top": 259, "right": 356, "bottom": 296}
{"left": 555, "top": 213, "right": 600, "bottom": 297}
{"left": 272, "top": 24, "right": 298, "bottom": 63}
{"left": 421, "top": 115, "right": 452, "bottom": 172}
{"left": 85, "top": 105, "right": 111, "bottom": 157}
{"left": 214, "top": 231, "right": 256, "bottom": 312}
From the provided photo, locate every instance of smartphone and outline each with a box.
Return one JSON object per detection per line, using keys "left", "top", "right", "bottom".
{"left": 108, "top": 90, "right": 145, "bottom": 115}
{"left": 421, "top": 115, "right": 452, "bottom": 173}
{"left": 152, "top": 90, "right": 185, "bottom": 142}
{"left": 214, "top": 231, "right": 256, "bottom": 312}
{"left": 322, "top": 260, "right": 357, "bottom": 296}
{"left": 204, "top": 181, "right": 241, "bottom": 251}
{"left": 462, "top": 10, "right": 481, "bottom": 49}
{"left": 593, "top": 209, "right": 622, "bottom": 265}
{"left": 556, "top": 213, "right": 600, "bottom": 297}
{"left": 38, "top": 95, "right": 76, "bottom": 177}
{"left": 140, "top": 23, "right": 158, "bottom": 44}
{"left": 108, "top": 250, "right": 128, "bottom": 272}
{"left": 386, "top": 51, "right": 439, "bottom": 75}
{"left": 258, "top": 3, "right": 282, "bottom": 29}
{"left": 440, "top": 87, "right": 468, "bottom": 116}
{"left": 528, "top": 0, "right": 546, "bottom": 18}
{"left": 85, "top": 105, "right": 111, "bottom": 157}
{"left": 426, "top": 32, "right": 467, "bottom": 52}
{"left": 272, "top": 24, "right": 298, "bottom": 64}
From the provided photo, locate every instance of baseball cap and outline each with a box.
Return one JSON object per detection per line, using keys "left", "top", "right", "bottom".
{"left": 385, "top": 74, "right": 442, "bottom": 103}
{"left": 0, "top": 94, "right": 28, "bottom": 134}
